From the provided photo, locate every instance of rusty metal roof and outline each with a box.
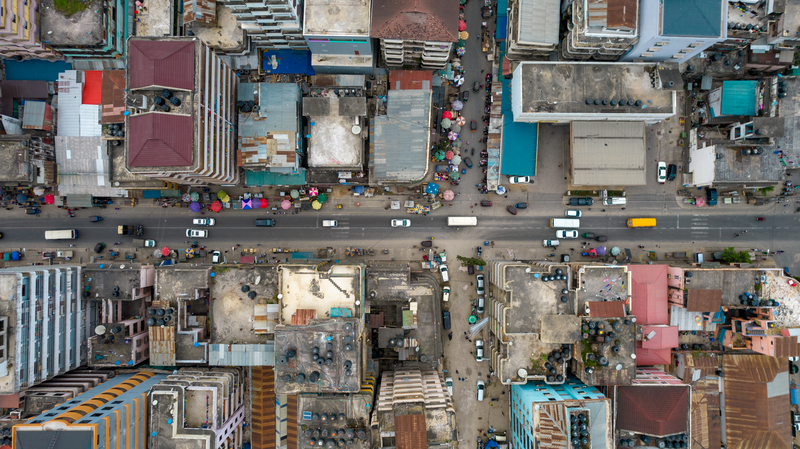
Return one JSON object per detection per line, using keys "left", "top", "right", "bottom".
{"left": 127, "top": 114, "right": 194, "bottom": 167}
{"left": 251, "top": 367, "right": 276, "bottom": 449}
{"left": 149, "top": 325, "right": 176, "bottom": 366}
{"left": 128, "top": 39, "right": 195, "bottom": 91}
{"left": 587, "top": 301, "right": 625, "bottom": 318}
{"left": 371, "top": 0, "right": 459, "bottom": 42}
{"left": 100, "top": 70, "right": 126, "bottom": 124}
{"left": 537, "top": 404, "right": 570, "bottom": 449}
{"left": 395, "top": 414, "right": 427, "bottom": 449}
{"left": 774, "top": 336, "right": 800, "bottom": 358}
{"left": 291, "top": 309, "right": 317, "bottom": 326}
{"left": 616, "top": 385, "right": 689, "bottom": 437}
{"left": 691, "top": 378, "right": 721, "bottom": 449}
{"left": 686, "top": 290, "right": 722, "bottom": 312}
{"left": 606, "top": 0, "right": 637, "bottom": 30}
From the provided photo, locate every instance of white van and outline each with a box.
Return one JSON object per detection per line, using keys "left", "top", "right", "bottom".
{"left": 322, "top": 220, "right": 338, "bottom": 227}
{"left": 45, "top": 229, "right": 77, "bottom": 240}
{"left": 440, "top": 264, "right": 449, "bottom": 282}
{"left": 603, "top": 197, "right": 627, "bottom": 206}
{"left": 549, "top": 218, "right": 580, "bottom": 228}
{"left": 442, "top": 286, "right": 450, "bottom": 302}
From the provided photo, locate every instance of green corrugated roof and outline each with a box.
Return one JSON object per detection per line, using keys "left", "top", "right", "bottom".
{"left": 403, "top": 310, "right": 413, "bottom": 327}
{"left": 662, "top": 0, "right": 722, "bottom": 37}
{"left": 720, "top": 81, "right": 758, "bottom": 116}
{"left": 245, "top": 169, "right": 306, "bottom": 186}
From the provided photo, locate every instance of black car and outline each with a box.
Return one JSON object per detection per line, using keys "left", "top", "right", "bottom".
{"left": 667, "top": 164, "right": 677, "bottom": 181}
{"left": 443, "top": 311, "right": 451, "bottom": 330}
{"left": 515, "top": 202, "right": 528, "bottom": 209}
{"left": 461, "top": 91, "right": 469, "bottom": 102}
{"left": 463, "top": 157, "right": 473, "bottom": 168}
{"left": 94, "top": 242, "right": 106, "bottom": 253}
{"left": 480, "top": 200, "right": 492, "bottom": 207}
{"left": 569, "top": 197, "right": 594, "bottom": 206}
{"left": 506, "top": 205, "right": 517, "bottom": 215}
{"left": 706, "top": 188, "right": 718, "bottom": 206}
{"left": 470, "top": 120, "right": 477, "bottom": 132}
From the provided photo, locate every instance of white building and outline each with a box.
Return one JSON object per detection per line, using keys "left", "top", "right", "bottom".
{"left": 621, "top": 0, "right": 726, "bottom": 62}
{"left": 505, "top": 0, "right": 560, "bottom": 61}
{"left": 221, "top": 0, "right": 306, "bottom": 50}
{"left": 560, "top": 0, "right": 639, "bottom": 61}
{"left": 303, "top": 0, "right": 373, "bottom": 74}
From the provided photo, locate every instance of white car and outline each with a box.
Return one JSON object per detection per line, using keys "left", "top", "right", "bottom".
{"left": 211, "top": 251, "right": 222, "bottom": 263}
{"left": 439, "top": 251, "right": 447, "bottom": 263}
{"left": 476, "top": 275, "right": 485, "bottom": 295}
{"left": 657, "top": 161, "right": 667, "bottom": 184}
{"left": 556, "top": 230, "right": 578, "bottom": 239}
{"left": 508, "top": 176, "right": 530, "bottom": 184}
{"left": 143, "top": 239, "right": 156, "bottom": 248}
{"left": 476, "top": 339, "right": 484, "bottom": 362}
{"left": 477, "top": 380, "right": 485, "bottom": 401}
{"left": 186, "top": 229, "right": 208, "bottom": 238}
{"left": 193, "top": 218, "right": 215, "bottom": 226}
{"left": 442, "top": 286, "right": 451, "bottom": 302}
{"left": 440, "top": 264, "right": 449, "bottom": 282}
{"left": 565, "top": 210, "right": 582, "bottom": 218}
{"left": 445, "top": 377, "right": 454, "bottom": 396}
{"left": 391, "top": 219, "right": 411, "bottom": 227}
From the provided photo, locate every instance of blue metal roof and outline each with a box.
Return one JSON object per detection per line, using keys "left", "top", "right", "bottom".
{"left": 245, "top": 169, "right": 307, "bottom": 186}
{"left": 495, "top": 16, "right": 508, "bottom": 40}
{"left": 497, "top": 0, "right": 509, "bottom": 17}
{"left": 500, "top": 78, "right": 538, "bottom": 176}
{"left": 261, "top": 50, "right": 316, "bottom": 75}
{"left": 662, "top": 0, "right": 722, "bottom": 37}
{"left": 3, "top": 59, "right": 72, "bottom": 81}
{"left": 720, "top": 80, "right": 758, "bottom": 116}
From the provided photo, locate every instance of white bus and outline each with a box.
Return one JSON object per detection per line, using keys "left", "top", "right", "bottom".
{"left": 447, "top": 217, "right": 478, "bottom": 226}
{"left": 549, "top": 218, "right": 580, "bottom": 228}
{"left": 45, "top": 229, "right": 78, "bottom": 240}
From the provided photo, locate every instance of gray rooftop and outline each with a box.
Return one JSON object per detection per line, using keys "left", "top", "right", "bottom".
{"left": 304, "top": 0, "right": 371, "bottom": 36}
{"left": 16, "top": 429, "right": 94, "bottom": 449}
{"left": 516, "top": 62, "right": 675, "bottom": 115}
{"left": 297, "top": 395, "right": 371, "bottom": 449}
{"left": 0, "top": 135, "right": 31, "bottom": 183}
{"left": 714, "top": 145, "right": 784, "bottom": 185}
{"left": 371, "top": 90, "right": 431, "bottom": 183}
{"left": 575, "top": 316, "right": 636, "bottom": 386}
{"left": 39, "top": 0, "right": 105, "bottom": 46}
{"left": 571, "top": 122, "right": 646, "bottom": 186}
{"left": 575, "top": 266, "right": 630, "bottom": 315}
{"left": 517, "top": 0, "right": 560, "bottom": 45}
{"left": 302, "top": 97, "right": 367, "bottom": 117}
{"left": 238, "top": 83, "right": 299, "bottom": 169}
{"left": 55, "top": 136, "right": 126, "bottom": 196}
{"left": 155, "top": 267, "right": 210, "bottom": 302}
{"left": 83, "top": 264, "right": 148, "bottom": 300}
{"left": 307, "top": 116, "right": 363, "bottom": 168}
{"left": 258, "top": 83, "right": 300, "bottom": 129}
{"left": 685, "top": 268, "right": 758, "bottom": 308}
{"left": 209, "top": 343, "right": 275, "bottom": 366}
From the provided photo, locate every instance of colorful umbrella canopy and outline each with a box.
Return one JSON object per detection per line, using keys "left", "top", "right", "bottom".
{"left": 242, "top": 199, "right": 252, "bottom": 210}
{"left": 459, "top": 20, "right": 467, "bottom": 31}
{"left": 434, "top": 150, "right": 445, "bottom": 161}
{"left": 281, "top": 199, "right": 291, "bottom": 210}
{"left": 185, "top": 248, "right": 195, "bottom": 258}
{"left": 456, "top": 116, "right": 466, "bottom": 126}
{"left": 452, "top": 100, "right": 463, "bottom": 111}
{"left": 216, "top": 190, "right": 227, "bottom": 200}
{"left": 317, "top": 193, "right": 328, "bottom": 203}
{"left": 189, "top": 202, "right": 201, "bottom": 212}
{"left": 210, "top": 201, "right": 222, "bottom": 212}
{"left": 220, "top": 195, "right": 230, "bottom": 203}
{"left": 456, "top": 47, "right": 466, "bottom": 57}
{"left": 448, "top": 132, "right": 458, "bottom": 141}
{"left": 496, "top": 185, "right": 506, "bottom": 195}
{"left": 442, "top": 111, "right": 453, "bottom": 119}
{"left": 153, "top": 249, "right": 163, "bottom": 258}
{"left": 182, "top": 193, "right": 191, "bottom": 202}
{"left": 450, "top": 170, "right": 461, "bottom": 180}
{"left": 596, "top": 246, "right": 607, "bottom": 256}
{"left": 312, "top": 200, "right": 322, "bottom": 210}
{"left": 453, "top": 139, "right": 462, "bottom": 148}
{"left": 309, "top": 187, "right": 319, "bottom": 196}
{"left": 611, "top": 247, "right": 621, "bottom": 256}
{"left": 290, "top": 189, "right": 299, "bottom": 199}
{"left": 260, "top": 198, "right": 269, "bottom": 208}
{"left": 441, "top": 118, "right": 451, "bottom": 128}
{"left": 45, "top": 194, "right": 54, "bottom": 205}
{"left": 426, "top": 183, "right": 439, "bottom": 195}
{"left": 451, "top": 155, "right": 462, "bottom": 165}
{"left": 445, "top": 150, "right": 455, "bottom": 160}
{"left": 190, "top": 192, "right": 199, "bottom": 201}
{"left": 443, "top": 190, "right": 455, "bottom": 200}
{"left": 161, "top": 247, "right": 171, "bottom": 256}
{"left": 459, "top": 31, "right": 469, "bottom": 39}
{"left": 458, "top": 39, "right": 467, "bottom": 47}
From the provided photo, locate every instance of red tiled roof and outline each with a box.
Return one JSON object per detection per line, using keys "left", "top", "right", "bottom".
{"left": 641, "top": 326, "right": 679, "bottom": 349}
{"left": 82, "top": 70, "right": 103, "bottom": 105}
{"left": 617, "top": 386, "right": 689, "bottom": 437}
{"left": 371, "top": 0, "right": 459, "bottom": 42}
{"left": 626, "top": 265, "right": 669, "bottom": 325}
{"left": 101, "top": 70, "right": 126, "bottom": 124}
{"left": 389, "top": 70, "right": 433, "bottom": 90}
{"left": 635, "top": 343, "right": 671, "bottom": 366}
{"left": 127, "top": 114, "right": 194, "bottom": 167}
{"left": 128, "top": 39, "right": 195, "bottom": 91}
{"left": 587, "top": 301, "right": 625, "bottom": 318}
{"left": 395, "top": 414, "right": 427, "bottom": 449}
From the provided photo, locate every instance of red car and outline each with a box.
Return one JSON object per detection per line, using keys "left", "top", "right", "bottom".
{"left": 506, "top": 206, "right": 517, "bottom": 215}
{"left": 756, "top": 217, "right": 765, "bottom": 221}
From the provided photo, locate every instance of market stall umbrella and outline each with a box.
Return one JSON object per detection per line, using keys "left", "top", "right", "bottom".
{"left": 611, "top": 247, "right": 621, "bottom": 256}
{"left": 182, "top": 193, "right": 191, "bottom": 202}
{"left": 259, "top": 198, "right": 269, "bottom": 208}
{"left": 443, "top": 190, "right": 455, "bottom": 200}
{"left": 496, "top": 185, "right": 506, "bottom": 195}
{"left": 220, "top": 195, "right": 230, "bottom": 203}
{"left": 281, "top": 199, "right": 292, "bottom": 210}
{"left": 434, "top": 150, "right": 445, "bottom": 161}
{"left": 161, "top": 247, "right": 171, "bottom": 256}
{"left": 459, "top": 20, "right": 467, "bottom": 31}
{"left": 309, "top": 187, "right": 319, "bottom": 197}
{"left": 451, "top": 123, "right": 461, "bottom": 133}
{"left": 190, "top": 192, "right": 199, "bottom": 201}
{"left": 210, "top": 201, "right": 222, "bottom": 212}
{"left": 459, "top": 31, "right": 469, "bottom": 39}
{"left": 452, "top": 100, "right": 463, "bottom": 111}
{"left": 242, "top": 199, "right": 252, "bottom": 210}
{"left": 189, "top": 201, "right": 201, "bottom": 212}
{"left": 442, "top": 111, "right": 453, "bottom": 119}
{"left": 426, "top": 183, "right": 439, "bottom": 195}
{"left": 216, "top": 190, "right": 228, "bottom": 200}
{"left": 185, "top": 248, "right": 195, "bottom": 258}
{"left": 456, "top": 47, "right": 466, "bottom": 57}
{"left": 153, "top": 249, "right": 163, "bottom": 258}
{"left": 450, "top": 170, "right": 461, "bottom": 180}
{"left": 448, "top": 131, "right": 458, "bottom": 141}
{"left": 451, "top": 155, "right": 462, "bottom": 165}
{"left": 44, "top": 194, "right": 55, "bottom": 205}
{"left": 596, "top": 246, "right": 607, "bottom": 256}
{"left": 452, "top": 139, "right": 462, "bottom": 148}
{"left": 318, "top": 192, "right": 328, "bottom": 203}
{"left": 458, "top": 39, "right": 467, "bottom": 47}
{"left": 15, "top": 194, "right": 27, "bottom": 203}
{"left": 441, "top": 118, "right": 451, "bottom": 129}
{"left": 346, "top": 247, "right": 354, "bottom": 256}
{"left": 588, "top": 249, "right": 597, "bottom": 259}
{"left": 455, "top": 116, "right": 466, "bottom": 126}
{"left": 445, "top": 150, "right": 455, "bottom": 160}
{"left": 290, "top": 189, "right": 299, "bottom": 199}
{"left": 312, "top": 200, "right": 322, "bottom": 210}
{"left": 353, "top": 185, "right": 365, "bottom": 194}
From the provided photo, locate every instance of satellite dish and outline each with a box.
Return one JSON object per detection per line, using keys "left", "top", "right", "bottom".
{"left": 517, "top": 368, "right": 528, "bottom": 378}
{"left": 351, "top": 125, "right": 361, "bottom": 134}
{"left": 95, "top": 325, "right": 107, "bottom": 335}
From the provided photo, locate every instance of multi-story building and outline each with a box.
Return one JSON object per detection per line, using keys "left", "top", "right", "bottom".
{"left": 0, "top": 135, "right": 56, "bottom": 187}
{"left": 149, "top": 368, "right": 246, "bottom": 449}
{"left": 125, "top": 37, "right": 239, "bottom": 186}
{"left": 510, "top": 377, "right": 612, "bottom": 449}
{"left": 371, "top": 0, "right": 458, "bottom": 69}
{"left": 39, "top": 0, "right": 133, "bottom": 61}
{"left": 621, "top": 0, "right": 727, "bottom": 62}
{"left": 0, "top": 266, "right": 91, "bottom": 396}
{"left": 0, "top": 0, "right": 59, "bottom": 59}
{"left": 220, "top": 0, "right": 306, "bottom": 50}
{"left": 504, "top": 0, "right": 560, "bottom": 62}
{"left": 303, "top": 0, "right": 373, "bottom": 74}
{"left": 13, "top": 371, "right": 166, "bottom": 449}
{"left": 560, "top": 0, "right": 639, "bottom": 61}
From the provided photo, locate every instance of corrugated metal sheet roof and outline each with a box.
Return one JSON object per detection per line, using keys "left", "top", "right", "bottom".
{"left": 395, "top": 414, "right": 427, "bottom": 449}
{"left": 625, "top": 264, "right": 669, "bottom": 325}
{"left": 101, "top": 70, "right": 126, "bottom": 124}
{"left": 587, "top": 301, "right": 625, "bottom": 318}
{"left": 389, "top": 70, "right": 433, "bottom": 90}
{"left": 686, "top": 289, "right": 722, "bottom": 312}
{"left": 634, "top": 343, "right": 672, "bottom": 366}
{"left": 291, "top": 309, "right": 317, "bottom": 325}
{"left": 691, "top": 378, "right": 721, "bottom": 449}
{"left": 82, "top": 70, "right": 103, "bottom": 105}
{"left": 183, "top": 0, "right": 216, "bottom": 24}
{"left": 78, "top": 105, "right": 102, "bottom": 136}
{"left": 57, "top": 71, "right": 82, "bottom": 137}
{"left": 251, "top": 367, "right": 276, "bottom": 449}
{"left": 606, "top": 0, "right": 637, "bottom": 30}
{"left": 518, "top": 0, "right": 560, "bottom": 45}
{"left": 149, "top": 325, "right": 176, "bottom": 366}
{"left": 372, "top": 90, "right": 431, "bottom": 182}
{"left": 128, "top": 39, "right": 195, "bottom": 91}
{"left": 22, "top": 101, "right": 46, "bottom": 129}
{"left": 537, "top": 404, "right": 569, "bottom": 448}
{"left": 572, "top": 121, "right": 646, "bottom": 186}
{"left": 371, "top": 0, "right": 458, "bottom": 42}
{"left": 774, "top": 336, "right": 800, "bottom": 358}
{"left": 617, "top": 386, "right": 689, "bottom": 437}
{"left": 0, "top": 80, "right": 49, "bottom": 117}
{"left": 127, "top": 114, "right": 194, "bottom": 167}
{"left": 259, "top": 83, "right": 299, "bottom": 129}
{"left": 254, "top": 304, "right": 280, "bottom": 334}
{"left": 209, "top": 343, "right": 275, "bottom": 366}
{"left": 641, "top": 325, "right": 679, "bottom": 349}
{"left": 56, "top": 136, "right": 126, "bottom": 197}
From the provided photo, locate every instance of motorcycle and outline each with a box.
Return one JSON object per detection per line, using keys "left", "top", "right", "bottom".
{"left": 471, "top": 148, "right": 475, "bottom": 155}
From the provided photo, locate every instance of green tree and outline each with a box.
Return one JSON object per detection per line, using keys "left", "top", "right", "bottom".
{"left": 457, "top": 255, "right": 486, "bottom": 267}
{"left": 721, "top": 247, "right": 751, "bottom": 264}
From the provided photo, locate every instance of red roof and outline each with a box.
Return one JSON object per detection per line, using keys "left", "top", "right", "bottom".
{"left": 395, "top": 414, "right": 427, "bottom": 449}
{"left": 389, "top": 70, "right": 433, "bottom": 90}
{"left": 371, "top": 0, "right": 458, "bottom": 42}
{"left": 128, "top": 39, "right": 195, "bottom": 91}
{"left": 127, "top": 114, "right": 194, "bottom": 167}
{"left": 617, "top": 386, "right": 689, "bottom": 437}
{"left": 626, "top": 265, "right": 669, "bottom": 325}
{"left": 642, "top": 326, "right": 679, "bottom": 349}
{"left": 82, "top": 70, "right": 103, "bottom": 105}
{"left": 635, "top": 342, "right": 672, "bottom": 366}
{"left": 588, "top": 301, "right": 625, "bottom": 318}
{"left": 101, "top": 70, "right": 126, "bottom": 124}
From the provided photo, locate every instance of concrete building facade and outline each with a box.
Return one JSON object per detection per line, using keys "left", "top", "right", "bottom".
{"left": 560, "top": 0, "right": 639, "bottom": 61}
{"left": 221, "top": 0, "right": 306, "bottom": 50}
{"left": 40, "top": 0, "right": 133, "bottom": 60}
{"left": 0, "top": 0, "right": 59, "bottom": 59}
{"left": 303, "top": 0, "right": 373, "bottom": 74}
{"left": 504, "top": 0, "right": 559, "bottom": 61}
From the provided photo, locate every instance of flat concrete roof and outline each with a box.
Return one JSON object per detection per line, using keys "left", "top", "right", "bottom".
{"left": 515, "top": 62, "right": 674, "bottom": 115}
{"left": 575, "top": 316, "right": 636, "bottom": 386}
{"left": 83, "top": 264, "right": 147, "bottom": 300}
{"left": 297, "top": 395, "right": 371, "bottom": 449}
{"left": 714, "top": 145, "right": 784, "bottom": 185}
{"left": 685, "top": 268, "right": 759, "bottom": 308}
{"left": 571, "top": 122, "right": 646, "bottom": 186}
{"left": 0, "top": 136, "right": 30, "bottom": 183}
{"left": 280, "top": 265, "right": 362, "bottom": 323}
{"left": 575, "top": 266, "right": 631, "bottom": 316}
{"left": 40, "top": 0, "right": 105, "bottom": 46}
{"left": 304, "top": 0, "right": 371, "bottom": 36}
{"left": 307, "top": 116, "right": 363, "bottom": 168}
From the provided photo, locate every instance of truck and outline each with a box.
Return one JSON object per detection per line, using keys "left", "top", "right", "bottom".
{"left": 322, "top": 220, "right": 338, "bottom": 227}
{"left": 45, "top": 229, "right": 77, "bottom": 240}
{"left": 447, "top": 217, "right": 478, "bottom": 226}
{"left": 626, "top": 218, "right": 657, "bottom": 228}
{"left": 132, "top": 239, "right": 156, "bottom": 248}
{"left": 602, "top": 197, "right": 627, "bottom": 206}
{"left": 549, "top": 218, "right": 580, "bottom": 228}
{"left": 118, "top": 225, "right": 144, "bottom": 236}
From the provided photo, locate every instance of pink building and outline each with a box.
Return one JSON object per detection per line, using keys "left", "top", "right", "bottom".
{"left": 636, "top": 326, "right": 679, "bottom": 366}
{"left": 625, "top": 265, "right": 669, "bottom": 325}
{"left": 722, "top": 308, "right": 800, "bottom": 357}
